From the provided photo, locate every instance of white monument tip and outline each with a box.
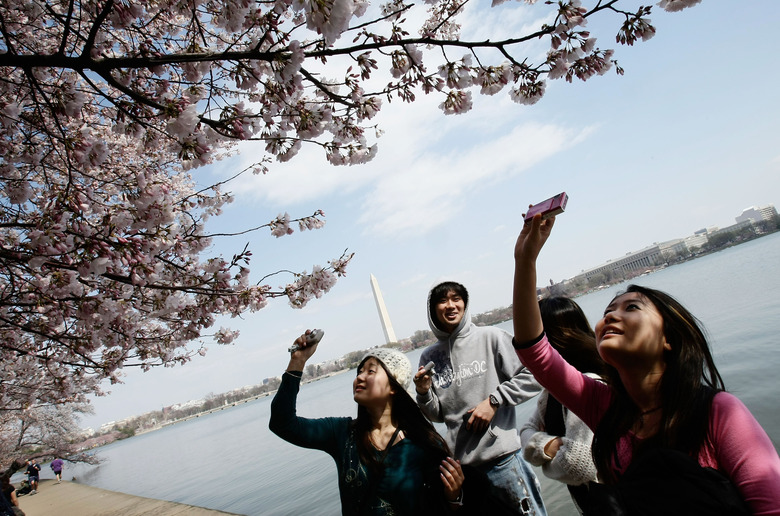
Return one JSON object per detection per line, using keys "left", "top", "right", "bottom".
{"left": 370, "top": 274, "right": 398, "bottom": 344}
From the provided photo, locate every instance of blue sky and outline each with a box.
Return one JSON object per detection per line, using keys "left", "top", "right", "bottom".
{"left": 82, "top": 0, "right": 780, "bottom": 429}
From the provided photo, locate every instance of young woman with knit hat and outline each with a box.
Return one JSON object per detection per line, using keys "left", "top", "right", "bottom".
{"left": 270, "top": 330, "right": 466, "bottom": 515}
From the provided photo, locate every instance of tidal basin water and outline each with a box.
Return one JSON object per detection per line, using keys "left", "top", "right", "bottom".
{"left": 61, "top": 233, "right": 780, "bottom": 515}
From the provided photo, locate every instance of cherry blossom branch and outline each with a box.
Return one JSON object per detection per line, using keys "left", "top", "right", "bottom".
{"left": 0, "top": 0, "right": 702, "bottom": 427}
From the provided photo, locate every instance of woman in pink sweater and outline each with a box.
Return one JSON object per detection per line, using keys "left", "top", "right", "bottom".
{"left": 512, "top": 214, "right": 780, "bottom": 515}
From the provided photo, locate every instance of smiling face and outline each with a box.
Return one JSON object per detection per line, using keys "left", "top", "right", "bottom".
{"left": 595, "top": 292, "right": 671, "bottom": 370}
{"left": 353, "top": 357, "right": 395, "bottom": 408}
{"left": 435, "top": 290, "right": 465, "bottom": 333}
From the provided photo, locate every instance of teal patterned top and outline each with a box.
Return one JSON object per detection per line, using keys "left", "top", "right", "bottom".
{"left": 269, "top": 372, "right": 448, "bottom": 515}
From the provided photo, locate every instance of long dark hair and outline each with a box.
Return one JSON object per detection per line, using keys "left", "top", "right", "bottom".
{"left": 539, "top": 296, "right": 605, "bottom": 377}
{"left": 592, "top": 285, "right": 726, "bottom": 483}
{"left": 354, "top": 357, "right": 451, "bottom": 472}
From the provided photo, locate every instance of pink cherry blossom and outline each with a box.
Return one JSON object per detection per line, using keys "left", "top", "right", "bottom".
{"left": 0, "top": 0, "right": 700, "bottom": 422}
{"left": 439, "top": 90, "right": 473, "bottom": 114}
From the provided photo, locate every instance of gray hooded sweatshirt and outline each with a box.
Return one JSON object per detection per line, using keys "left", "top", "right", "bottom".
{"left": 416, "top": 284, "right": 541, "bottom": 466}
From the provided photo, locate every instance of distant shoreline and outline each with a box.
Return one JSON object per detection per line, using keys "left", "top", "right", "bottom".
{"left": 78, "top": 229, "right": 779, "bottom": 447}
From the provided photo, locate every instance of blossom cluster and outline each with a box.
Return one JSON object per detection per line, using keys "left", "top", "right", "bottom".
{"left": 0, "top": 1, "right": 700, "bottom": 172}
{"left": 0, "top": 0, "right": 701, "bottom": 414}
{"left": 0, "top": 403, "right": 94, "bottom": 465}
{"left": 0, "top": 122, "right": 345, "bottom": 410}
{"left": 284, "top": 253, "right": 354, "bottom": 308}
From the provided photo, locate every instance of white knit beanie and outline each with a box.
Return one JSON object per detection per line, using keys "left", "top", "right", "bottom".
{"left": 361, "top": 348, "right": 412, "bottom": 390}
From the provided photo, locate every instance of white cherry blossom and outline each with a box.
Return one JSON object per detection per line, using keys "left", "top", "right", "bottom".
{"left": 0, "top": 0, "right": 700, "bottom": 420}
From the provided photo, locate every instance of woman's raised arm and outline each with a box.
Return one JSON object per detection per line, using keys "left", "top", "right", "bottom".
{"left": 512, "top": 214, "right": 556, "bottom": 343}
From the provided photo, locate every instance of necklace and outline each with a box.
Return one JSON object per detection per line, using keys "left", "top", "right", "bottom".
{"left": 370, "top": 427, "right": 402, "bottom": 452}
{"left": 640, "top": 406, "right": 661, "bottom": 416}
{"left": 636, "top": 406, "right": 662, "bottom": 433}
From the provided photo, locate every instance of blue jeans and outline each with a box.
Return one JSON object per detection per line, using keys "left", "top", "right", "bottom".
{"left": 476, "top": 450, "right": 547, "bottom": 515}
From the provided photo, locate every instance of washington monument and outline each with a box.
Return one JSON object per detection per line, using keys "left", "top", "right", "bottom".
{"left": 369, "top": 274, "right": 397, "bottom": 344}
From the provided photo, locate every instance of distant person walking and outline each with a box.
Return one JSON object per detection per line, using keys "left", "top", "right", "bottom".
{"left": 25, "top": 460, "right": 39, "bottom": 495}
{"left": 50, "top": 458, "right": 63, "bottom": 484}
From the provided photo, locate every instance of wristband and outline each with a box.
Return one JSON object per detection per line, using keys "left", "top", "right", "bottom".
{"left": 511, "top": 332, "right": 545, "bottom": 350}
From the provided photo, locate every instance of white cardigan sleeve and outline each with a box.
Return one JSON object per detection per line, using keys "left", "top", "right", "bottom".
{"left": 520, "top": 376, "right": 601, "bottom": 486}
{"left": 520, "top": 390, "right": 557, "bottom": 465}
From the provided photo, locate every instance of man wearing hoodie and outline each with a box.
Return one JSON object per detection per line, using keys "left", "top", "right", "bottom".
{"left": 414, "top": 281, "right": 546, "bottom": 515}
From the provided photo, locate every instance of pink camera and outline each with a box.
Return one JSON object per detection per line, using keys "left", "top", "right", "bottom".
{"left": 524, "top": 192, "right": 568, "bottom": 221}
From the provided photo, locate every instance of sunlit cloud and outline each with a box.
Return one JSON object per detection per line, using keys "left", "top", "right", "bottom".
{"left": 213, "top": 139, "right": 377, "bottom": 207}
{"left": 206, "top": 1, "right": 558, "bottom": 211}
{"left": 357, "top": 117, "right": 594, "bottom": 237}
{"left": 460, "top": 1, "right": 551, "bottom": 52}
{"left": 399, "top": 272, "right": 428, "bottom": 288}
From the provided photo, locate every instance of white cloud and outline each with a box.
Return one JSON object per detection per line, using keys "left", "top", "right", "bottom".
{"left": 357, "top": 119, "right": 594, "bottom": 237}
{"left": 211, "top": 85, "right": 598, "bottom": 240}
{"left": 213, "top": 139, "right": 377, "bottom": 207}
{"left": 460, "top": 1, "right": 551, "bottom": 53}
{"left": 399, "top": 272, "right": 428, "bottom": 288}
{"left": 205, "top": 1, "right": 559, "bottom": 211}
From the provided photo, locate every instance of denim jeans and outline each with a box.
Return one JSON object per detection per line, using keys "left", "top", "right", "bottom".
{"left": 476, "top": 449, "right": 547, "bottom": 515}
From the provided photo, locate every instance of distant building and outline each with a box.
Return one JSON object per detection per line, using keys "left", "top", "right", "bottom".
{"left": 694, "top": 226, "right": 719, "bottom": 236}
{"left": 171, "top": 399, "right": 205, "bottom": 411}
{"left": 580, "top": 244, "right": 662, "bottom": 282}
{"left": 571, "top": 202, "right": 775, "bottom": 287}
{"left": 79, "top": 427, "right": 96, "bottom": 438}
{"left": 736, "top": 204, "right": 777, "bottom": 224}
{"left": 708, "top": 220, "right": 753, "bottom": 239}
{"left": 99, "top": 421, "right": 116, "bottom": 432}
{"left": 684, "top": 233, "right": 709, "bottom": 250}
{"left": 658, "top": 238, "right": 687, "bottom": 258}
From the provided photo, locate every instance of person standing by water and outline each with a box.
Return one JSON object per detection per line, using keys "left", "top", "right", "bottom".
{"left": 511, "top": 214, "right": 780, "bottom": 515}
{"left": 414, "top": 281, "right": 546, "bottom": 515}
{"left": 269, "top": 331, "right": 465, "bottom": 515}
{"left": 519, "top": 297, "right": 605, "bottom": 514}
{"left": 24, "top": 461, "right": 39, "bottom": 495}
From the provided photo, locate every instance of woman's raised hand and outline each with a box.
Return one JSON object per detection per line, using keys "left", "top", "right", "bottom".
{"left": 513, "top": 214, "right": 556, "bottom": 343}
{"left": 287, "top": 330, "right": 320, "bottom": 370}
{"left": 514, "top": 213, "right": 556, "bottom": 264}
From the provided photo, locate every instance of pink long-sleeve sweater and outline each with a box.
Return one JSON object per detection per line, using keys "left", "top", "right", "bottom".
{"left": 515, "top": 334, "right": 780, "bottom": 515}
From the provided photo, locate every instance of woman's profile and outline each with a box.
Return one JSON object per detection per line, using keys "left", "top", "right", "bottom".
{"left": 269, "top": 330, "right": 465, "bottom": 515}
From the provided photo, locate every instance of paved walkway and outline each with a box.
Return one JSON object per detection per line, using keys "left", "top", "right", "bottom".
{"left": 17, "top": 479, "right": 243, "bottom": 516}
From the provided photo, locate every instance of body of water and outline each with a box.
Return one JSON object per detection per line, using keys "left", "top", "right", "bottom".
{"left": 54, "top": 233, "right": 780, "bottom": 515}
